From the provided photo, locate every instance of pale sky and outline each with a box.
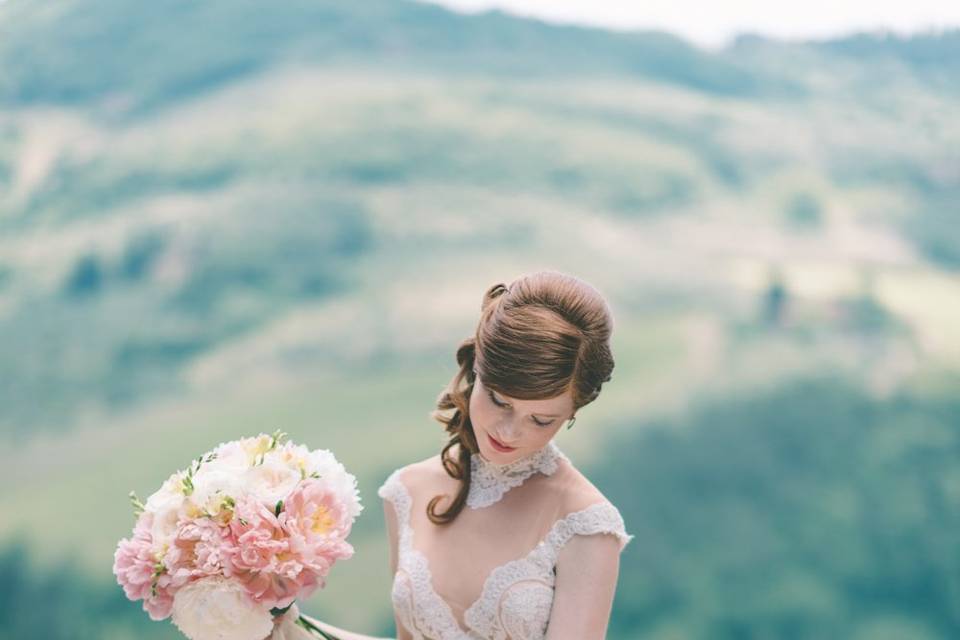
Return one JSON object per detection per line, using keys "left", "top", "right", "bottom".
{"left": 420, "top": 0, "right": 960, "bottom": 49}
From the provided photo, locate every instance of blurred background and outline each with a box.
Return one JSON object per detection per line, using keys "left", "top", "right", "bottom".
{"left": 1, "top": 0, "right": 958, "bottom": 638}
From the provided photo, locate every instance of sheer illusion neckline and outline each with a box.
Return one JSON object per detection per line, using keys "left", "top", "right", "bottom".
{"left": 385, "top": 467, "right": 625, "bottom": 638}
{"left": 467, "top": 440, "right": 569, "bottom": 509}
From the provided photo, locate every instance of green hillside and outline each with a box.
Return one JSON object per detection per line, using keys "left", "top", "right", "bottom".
{"left": 0, "top": 0, "right": 796, "bottom": 115}
{"left": 0, "top": 0, "right": 958, "bottom": 638}
{"left": 600, "top": 374, "right": 960, "bottom": 638}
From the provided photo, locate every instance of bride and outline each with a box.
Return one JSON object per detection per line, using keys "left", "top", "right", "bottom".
{"left": 271, "top": 270, "right": 633, "bottom": 640}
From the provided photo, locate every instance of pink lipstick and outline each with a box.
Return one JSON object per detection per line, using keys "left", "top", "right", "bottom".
{"left": 487, "top": 433, "right": 517, "bottom": 453}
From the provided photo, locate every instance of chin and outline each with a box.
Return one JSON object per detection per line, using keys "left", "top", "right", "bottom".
{"left": 486, "top": 448, "right": 520, "bottom": 462}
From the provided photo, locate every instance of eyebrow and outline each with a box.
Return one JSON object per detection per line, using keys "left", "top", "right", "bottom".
{"left": 490, "top": 390, "right": 563, "bottom": 418}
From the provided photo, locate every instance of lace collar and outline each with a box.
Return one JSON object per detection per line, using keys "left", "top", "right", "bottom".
{"left": 467, "top": 439, "right": 568, "bottom": 509}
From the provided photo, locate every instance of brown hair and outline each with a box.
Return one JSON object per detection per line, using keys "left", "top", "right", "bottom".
{"left": 426, "top": 270, "right": 615, "bottom": 525}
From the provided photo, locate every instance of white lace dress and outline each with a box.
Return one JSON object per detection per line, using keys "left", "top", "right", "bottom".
{"left": 377, "top": 440, "right": 633, "bottom": 640}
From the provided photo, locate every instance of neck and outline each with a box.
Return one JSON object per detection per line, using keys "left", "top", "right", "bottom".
{"left": 464, "top": 439, "right": 567, "bottom": 509}
{"left": 477, "top": 440, "right": 555, "bottom": 469}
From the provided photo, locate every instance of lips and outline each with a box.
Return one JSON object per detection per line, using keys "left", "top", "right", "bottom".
{"left": 487, "top": 433, "right": 516, "bottom": 452}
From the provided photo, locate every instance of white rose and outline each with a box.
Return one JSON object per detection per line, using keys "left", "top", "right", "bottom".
{"left": 171, "top": 575, "right": 274, "bottom": 640}
{"left": 244, "top": 455, "right": 302, "bottom": 507}
{"left": 145, "top": 472, "right": 186, "bottom": 547}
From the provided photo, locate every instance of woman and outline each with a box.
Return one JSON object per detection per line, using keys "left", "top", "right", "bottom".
{"left": 272, "top": 270, "right": 633, "bottom": 640}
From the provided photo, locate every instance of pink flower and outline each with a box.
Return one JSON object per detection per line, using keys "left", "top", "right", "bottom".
{"left": 116, "top": 435, "right": 363, "bottom": 628}
{"left": 240, "top": 567, "right": 318, "bottom": 610}
{"left": 166, "top": 517, "right": 235, "bottom": 584}
{"left": 112, "top": 512, "right": 175, "bottom": 620}
{"left": 280, "top": 478, "right": 355, "bottom": 570}
{"left": 226, "top": 495, "right": 288, "bottom": 572}
{"left": 225, "top": 494, "right": 307, "bottom": 609}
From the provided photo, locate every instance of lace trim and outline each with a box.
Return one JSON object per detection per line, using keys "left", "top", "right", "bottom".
{"left": 378, "top": 469, "right": 414, "bottom": 552}
{"left": 379, "top": 469, "right": 473, "bottom": 639}
{"left": 378, "top": 469, "right": 634, "bottom": 640}
{"left": 465, "top": 501, "right": 633, "bottom": 638}
{"left": 468, "top": 439, "right": 570, "bottom": 509}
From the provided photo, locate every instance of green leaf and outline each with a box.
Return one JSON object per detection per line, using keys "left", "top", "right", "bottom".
{"left": 128, "top": 490, "right": 146, "bottom": 517}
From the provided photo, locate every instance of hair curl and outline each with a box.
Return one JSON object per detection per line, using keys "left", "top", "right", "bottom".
{"left": 426, "top": 270, "right": 615, "bottom": 525}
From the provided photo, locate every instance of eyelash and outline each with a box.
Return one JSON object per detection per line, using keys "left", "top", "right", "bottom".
{"left": 487, "top": 390, "right": 554, "bottom": 427}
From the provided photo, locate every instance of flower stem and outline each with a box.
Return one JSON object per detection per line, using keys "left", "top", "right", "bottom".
{"left": 296, "top": 614, "right": 341, "bottom": 640}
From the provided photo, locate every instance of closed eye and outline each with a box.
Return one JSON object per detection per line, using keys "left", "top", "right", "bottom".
{"left": 488, "top": 389, "right": 554, "bottom": 427}
{"left": 487, "top": 389, "right": 508, "bottom": 408}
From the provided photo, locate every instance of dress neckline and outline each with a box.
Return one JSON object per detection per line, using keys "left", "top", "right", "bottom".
{"left": 385, "top": 467, "right": 622, "bottom": 638}
{"left": 467, "top": 439, "right": 569, "bottom": 509}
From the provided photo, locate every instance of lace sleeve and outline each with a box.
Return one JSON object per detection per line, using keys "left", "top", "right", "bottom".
{"left": 377, "top": 468, "right": 412, "bottom": 549}
{"left": 545, "top": 501, "right": 634, "bottom": 562}
{"left": 377, "top": 469, "right": 405, "bottom": 506}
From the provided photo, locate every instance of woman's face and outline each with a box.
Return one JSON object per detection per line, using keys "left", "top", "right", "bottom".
{"left": 469, "top": 373, "right": 575, "bottom": 463}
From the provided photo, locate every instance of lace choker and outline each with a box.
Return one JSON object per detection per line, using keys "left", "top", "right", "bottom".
{"left": 467, "top": 439, "right": 569, "bottom": 509}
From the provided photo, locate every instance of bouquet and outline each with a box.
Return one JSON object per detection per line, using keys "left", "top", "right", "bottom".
{"left": 113, "top": 431, "right": 361, "bottom": 640}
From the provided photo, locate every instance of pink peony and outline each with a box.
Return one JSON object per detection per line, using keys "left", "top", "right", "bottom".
{"left": 112, "top": 512, "right": 176, "bottom": 620}
{"left": 166, "top": 517, "right": 236, "bottom": 584}
{"left": 116, "top": 433, "right": 363, "bottom": 628}
{"left": 225, "top": 494, "right": 308, "bottom": 609}
{"left": 240, "top": 567, "right": 319, "bottom": 610}
{"left": 280, "top": 478, "right": 355, "bottom": 569}
{"left": 226, "top": 495, "right": 288, "bottom": 572}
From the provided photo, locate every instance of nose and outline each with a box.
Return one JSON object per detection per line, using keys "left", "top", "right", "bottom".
{"left": 494, "top": 418, "right": 521, "bottom": 445}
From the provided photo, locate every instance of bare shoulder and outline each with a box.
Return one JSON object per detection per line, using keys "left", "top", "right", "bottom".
{"left": 381, "top": 456, "right": 443, "bottom": 531}
{"left": 551, "top": 459, "right": 626, "bottom": 569}
{"left": 391, "top": 451, "right": 451, "bottom": 496}
{"left": 403, "top": 451, "right": 444, "bottom": 478}
{"left": 552, "top": 457, "right": 611, "bottom": 515}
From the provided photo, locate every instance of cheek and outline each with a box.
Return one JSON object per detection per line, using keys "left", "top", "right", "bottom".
{"left": 469, "top": 391, "right": 488, "bottom": 430}
{"left": 532, "top": 425, "right": 560, "bottom": 445}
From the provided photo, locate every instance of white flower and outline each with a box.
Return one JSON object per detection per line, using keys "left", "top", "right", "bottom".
{"left": 306, "top": 449, "right": 363, "bottom": 520}
{"left": 241, "top": 434, "right": 274, "bottom": 461}
{"left": 145, "top": 471, "right": 186, "bottom": 547}
{"left": 274, "top": 442, "right": 313, "bottom": 478}
{"left": 189, "top": 468, "right": 245, "bottom": 518}
{"left": 171, "top": 575, "right": 273, "bottom": 640}
{"left": 244, "top": 455, "right": 302, "bottom": 507}
{"left": 206, "top": 440, "right": 255, "bottom": 473}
